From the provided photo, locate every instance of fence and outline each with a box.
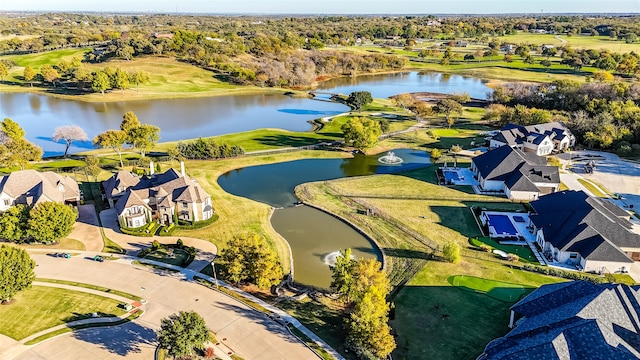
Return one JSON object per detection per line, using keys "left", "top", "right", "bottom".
{"left": 243, "top": 142, "right": 337, "bottom": 157}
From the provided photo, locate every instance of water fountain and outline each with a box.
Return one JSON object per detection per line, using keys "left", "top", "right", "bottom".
{"left": 323, "top": 251, "right": 356, "bottom": 267}
{"left": 377, "top": 151, "right": 404, "bottom": 165}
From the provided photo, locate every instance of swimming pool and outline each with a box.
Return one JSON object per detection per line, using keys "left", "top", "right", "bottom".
{"left": 487, "top": 214, "right": 518, "bottom": 236}
{"left": 443, "top": 170, "right": 461, "bottom": 183}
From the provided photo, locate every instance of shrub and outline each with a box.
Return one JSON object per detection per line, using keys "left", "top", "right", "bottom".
{"left": 450, "top": 144, "right": 462, "bottom": 153}
{"left": 521, "top": 263, "right": 606, "bottom": 283}
{"left": 430, "top": 148, "right": 442, "bottom": 160}
{"left": 176, "top": 239, "right": 184, "bottom": 249}
{"left": 152, "top": 240, "right": 160, "bottom": 249}
{"left": 479, "top": 244, "right": 492, "bottom": 252}
{"left": 442, "top": 242, "right": 461, "bottom": 264}
{"left": 507, "top": 253, "right": 519, "bottom": 262}
{"left": 205, "top": 347, "right": 215, "bottom": 359}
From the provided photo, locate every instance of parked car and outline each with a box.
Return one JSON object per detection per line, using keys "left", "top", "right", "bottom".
{"left": 93, "top": 255, "right": 104, "bottom": 262}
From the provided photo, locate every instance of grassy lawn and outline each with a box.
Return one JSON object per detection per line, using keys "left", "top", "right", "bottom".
{"left": 2, "top": 237, "right": 86, "bottom": 251}
{"left": 577, "top": 178, "right": 609, "bottom": 197}
{"left": 448, "top": 275, "right": 534, "bottom": 302}
{"left": 498, "top": 32, "right": 640, "bottom": 53}
{"left": 0, "top": 51, "right": 283, "bottom": 102}
{"left": 470, "top": 237, "right": 537, "bottom": 263}
{"left": 36, "top": 278, "right": 142, "bottom": 301}
{"left": 391, "top": 258, "right": 564, "bottom": 360}
{"left": 155, "top": 128, "right": 340, "bottom": 153}
{"left": 0, "top": 286, "right": 126, "bottom": 340}
{"left": 144, "top": 248, "right": 190, "bottom": 267}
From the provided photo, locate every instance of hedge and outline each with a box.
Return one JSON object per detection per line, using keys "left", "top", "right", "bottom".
{"left": 521, "top": 263, "right": 607, "bottom": 284}
{"left": 176, "top": 214, "right": 219, "bottom": 230}
{"left": 120, "top": 226, "right": 155, "bottom": 237}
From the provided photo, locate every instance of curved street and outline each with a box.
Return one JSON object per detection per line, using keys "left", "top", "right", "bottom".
{"left": 4, "top": 253, "right": 319, "bottom": 360}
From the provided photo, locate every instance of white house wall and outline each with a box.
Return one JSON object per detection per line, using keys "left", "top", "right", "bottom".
{"left": 489, "top": 139, "right": 507, "bottom": 149}
{"left": 481, "top": 178, "right": 504, "bottom": 191}
{"left": 506, "top": 189, "right": 539, "bottom": 201}
{"left": 0, "top": 192, "right": 14, "bottom": 211}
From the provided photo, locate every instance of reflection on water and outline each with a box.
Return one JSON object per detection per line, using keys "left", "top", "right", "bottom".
{"left": 0, "top": 71, "right": 491, "bottom": 156}
{"left": 218, "top": 149, "right": 430, "bottom": 287}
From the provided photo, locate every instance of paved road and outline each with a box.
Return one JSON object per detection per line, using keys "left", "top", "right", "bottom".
{"left": 7, "top": 254, "right": 319, "bottom": 360}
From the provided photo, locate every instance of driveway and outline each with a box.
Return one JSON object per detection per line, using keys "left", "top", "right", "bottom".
{"left": 558, "top": 150, "right": 640, "bottom": 210}
{"left": 69, "top": 204, "right": 103, "bottom": 252}
{"left": 99, "top": 208, "right": 217, "bottom": 271}
{"left": 7, "top": 254, "right": 318, "bottom": 360}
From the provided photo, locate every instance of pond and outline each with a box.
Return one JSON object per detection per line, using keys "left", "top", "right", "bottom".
{"left": 0, "top": 71, "right": 491, "bottom": 156}
{"left": 218, "top": 149, "right": 431, "bottom": 288}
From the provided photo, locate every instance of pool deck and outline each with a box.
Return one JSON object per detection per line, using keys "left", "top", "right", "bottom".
{"left": 481, "top": 211, "right": 546, "bottom": 265}
{"left": 440, "top": 167, "right": 479, "bottom": 186}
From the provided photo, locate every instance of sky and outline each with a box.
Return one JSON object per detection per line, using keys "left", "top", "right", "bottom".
{"left": 3, "top": 0, "right": 639, "bottom": 14}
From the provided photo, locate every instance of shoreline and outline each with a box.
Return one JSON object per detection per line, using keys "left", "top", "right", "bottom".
{"left": 0, "top": 66, "right": 508, "bottom": 104}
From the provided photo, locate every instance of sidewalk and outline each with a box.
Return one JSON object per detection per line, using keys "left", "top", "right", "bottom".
{"left": 20, "top": 281, "right": 143, "bottom": 345}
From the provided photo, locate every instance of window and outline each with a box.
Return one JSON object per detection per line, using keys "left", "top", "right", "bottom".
{"left": 570, "top": 253, "right": 578, "bottom": 259}
{"left": 3, "top": 199, "right": 9, "bottom": 206}
{"left": 182, "top": 202, "right": 189, "bottom": 208}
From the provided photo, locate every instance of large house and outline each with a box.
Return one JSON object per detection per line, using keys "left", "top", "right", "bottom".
{"left": 529, "top": 190, "right": 640, "bottom": 273}
{"left": 102, "top": 163, "right": 213, "bottom": 228}
{"left": 471, "top": 146, "right": 560, "bottom": 201}
{"left": 0, "top": 170, "right": 81, "bottom": 211}
{"left": 478, "top": 281, "right": 640, "bottom": 360}
{"left": 490, "top": 122, "right": 575, "bottom": 156}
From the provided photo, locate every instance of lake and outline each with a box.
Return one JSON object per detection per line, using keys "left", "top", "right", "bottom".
{"left": 0, "top": 71, "right": 491, "bottom": 156}
{"left": 218, "top": 149, "right": 431, "bottom": 288}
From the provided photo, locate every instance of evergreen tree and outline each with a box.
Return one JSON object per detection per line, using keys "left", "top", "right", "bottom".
{"left": 0, "top": 245, "right": 36, "bottom": 302}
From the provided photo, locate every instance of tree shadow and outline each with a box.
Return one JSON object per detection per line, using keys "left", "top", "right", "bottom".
{"left": 72, "top": 321, "right": 156, "bottom": 356}
{"left": 391, "top": 285, "right": 513, "bottom": 360}
{"left": 254, "top": 134, "right": 334, "bottom": 148}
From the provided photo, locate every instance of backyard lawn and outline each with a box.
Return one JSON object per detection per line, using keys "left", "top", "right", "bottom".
{"left": 470, "top": 237, "right": 538, "bottom": 263}
{"left": 0, "top": 286, "right": 126, "bottom": 340}
{"left": 391, "top": 258, "right": 564, "bottom": 360}
{"left": 448, "top": 275, "right": 534, "bottom": 302}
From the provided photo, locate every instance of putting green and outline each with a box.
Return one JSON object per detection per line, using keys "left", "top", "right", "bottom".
{"left": 448, "top": 275, "right": 534, "bottom": 302}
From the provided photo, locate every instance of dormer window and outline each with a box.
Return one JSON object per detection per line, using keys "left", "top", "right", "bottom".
{"left": 58, "top": 183, "right": 65, "bottom": 192}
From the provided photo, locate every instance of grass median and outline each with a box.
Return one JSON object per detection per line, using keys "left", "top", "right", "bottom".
{"left": 0, "top": 286, "right": 126, "bottom": 341}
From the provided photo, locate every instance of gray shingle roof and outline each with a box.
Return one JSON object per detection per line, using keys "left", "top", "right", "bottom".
{"left": 530, "top": 191, "right": 640, "bottom": 261}
{"left": 0, "top": 170, "right": 80, "bottom": 204}
{"left": 472, "top": 146, "right": 559, "bottom": 194}
{"left": 480, "top": 282, "right": 640, "bottom": 360}
{"left": 492, "top": 122, "right": 573, "bottom": 149}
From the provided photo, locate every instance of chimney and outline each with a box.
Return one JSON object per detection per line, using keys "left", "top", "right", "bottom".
{"left": 150, "top": 161, "right": 154, "bottom": 175}
{"left": 180, "top": 161, "right": 185, "bottom": 176}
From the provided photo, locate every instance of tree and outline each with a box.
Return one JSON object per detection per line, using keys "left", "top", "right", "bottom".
{"left": 346, "top": 91, "right": 373, "bottom": 111}
{"left": 442, "top": 241, "right": 461, "bottom": 263}
{"left": 92, "top": 71, "right": 110, "bottom": 95}
{"left": 40, "top": 64, "right": 59, "bottom": 87}
{"left": 116, "top": 45, "right": 135, "bottom": 60}
{"left": 0, "top": 245, "right": 35, "bottom": 302}
{"left": 219, "top": 233, "right": 283, "bottom": 288}
{"left": 593, "top": 71, "right": 614, "bottom": 83}
{"left": 113, "top": 68, "right": 130, "bottom": 93}
{"left": 23, "top": 66, "right": 36, "bottom": 86}
{"left": 157, "top": 311, "right": 209, "bottom": 359}
{"left": 0, "top": 118, "right": 42, "bottom": 170}
{"left": 128, "top": 124, "right": 160, "bottom": 158}
{"left": 84, "top": 156, "right": 101, "bottom": 180}
{"left": 130, "top": 70, "right": 150, "bottom": 91}
{"left": 52, "top": 125, "right": 89, "bottom": 157}
{"left": 344, "top": 259, "right": 395, "bottom": 359}
{"left": 94, "top": 130, "right": 127, "bottom": 167}
{"left": 433, "top": 99, "right": 463, "bottom": 128}
{"left": 430, "top": 148, "right": 442, "bottom": 160}
{"left": 27, "top": 202, "right": 78, "bottom": 243}
{"left": 392, "top": 93, "right": 415, "bottom": 110}
{"left": 341, "top": 117, "right": 381, "bottom": 151}
{"left": 120, "top": 111, "right": 140, "bottom": 132}
{"left": 330, "top": 248, "right": 357, "bottom": 302}
{"left": 542, "top": 47, "right": 557, "bottom": 60}
{"left": 0, "top": 205, "right": 30, "bottom": 242}
{"left": 540, "top": 59, "right": 551, "bottom": 71}
{"left": 0, "top": 62, "right": 7, "bottom": 81}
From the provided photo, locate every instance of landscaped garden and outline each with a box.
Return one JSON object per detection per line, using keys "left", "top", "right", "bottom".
{"left": 0, "top": 286, "right": 126, "bottom": 340}
{"left": 138, "top": 239, "right": 196, "bottom": 267}
{"left": 469, "top": 237, "right": 538, "bottom": 263}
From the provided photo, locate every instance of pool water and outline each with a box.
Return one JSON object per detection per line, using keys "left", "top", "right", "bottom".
{"left": 487, "top": 215, "right": 518, "bottom": 236}
{"left": 443, "top": 171, "right": 461, "bottom": 183}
